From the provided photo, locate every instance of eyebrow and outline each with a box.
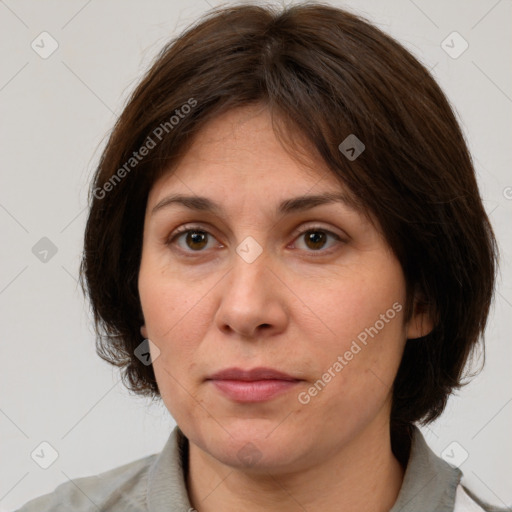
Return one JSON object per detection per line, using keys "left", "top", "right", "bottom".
{"left": 151, "top": 192, "right": 361, "bottom": 217}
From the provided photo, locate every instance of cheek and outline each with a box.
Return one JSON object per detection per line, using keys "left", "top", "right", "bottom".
{"left": 140, "top": 274, "right": 213, "bottom": 422}
{"left": 291, "top": 262, "right": 407, "bottom": 398}
{"left": 138, "top": 256, "right": 208, "bottom": 380}
{"left": 139, "top": 244, "right": 202, "bottom": 334}
{"left": 295, "top": 270, "right": 405, "bottom": 351}
{"left": 140, "top": 280, "right": 209, "bottom": 356}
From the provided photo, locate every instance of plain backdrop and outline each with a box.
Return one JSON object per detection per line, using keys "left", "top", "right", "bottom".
{"left": 0, "top": 0, "right": 511, "bottom": 510}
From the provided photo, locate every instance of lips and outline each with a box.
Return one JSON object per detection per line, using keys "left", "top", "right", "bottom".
{"left": 207, "top": 367, "right": 302, "bottom": 402}
{"left": 207, "top": 367, "right": 299, "bottom": 382}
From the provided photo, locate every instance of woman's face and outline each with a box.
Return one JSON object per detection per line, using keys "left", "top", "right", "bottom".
{"left": 138, "top": 105, "right": 428, "bottom": 473}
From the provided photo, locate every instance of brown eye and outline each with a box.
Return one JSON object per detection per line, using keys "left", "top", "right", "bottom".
{"left": 293, "top": 228, "right": 343, "bottom": 253}
{"left": 185, "top": 230, "right": 209, "bottom": 250}
{"left": 168, "top": 227, "right": 217, "bottom": 252}
{"left": 304, "top": 230, "right": 328, "bottom": 250}
{"left": 167, "top": 224, "right": 224, "bottom": 256}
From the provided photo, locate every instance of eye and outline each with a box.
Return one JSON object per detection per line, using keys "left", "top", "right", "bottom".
{"left": 292, "top": 227, "right": 343, "bottom": 252}
{"left": 166, "top": 224, "right": 344, "bottom": 255}
{"left": 168, "top": 227, "right": 220, "bottom": 252}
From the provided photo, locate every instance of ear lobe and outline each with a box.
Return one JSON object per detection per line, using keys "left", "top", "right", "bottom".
{"left": 406, "top": 298, "right": 435, "bottom": 340}
{"left": 140, "top": 325, "right": 148, "bottom": 338}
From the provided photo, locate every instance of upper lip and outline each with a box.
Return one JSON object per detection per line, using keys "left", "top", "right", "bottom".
{"left": 207, "top": 367, "right": 300, "bottom": 381}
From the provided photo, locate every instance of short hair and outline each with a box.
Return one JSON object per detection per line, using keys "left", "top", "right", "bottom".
{"left": 80, "top": 2, "right": 498, "bottom": 434}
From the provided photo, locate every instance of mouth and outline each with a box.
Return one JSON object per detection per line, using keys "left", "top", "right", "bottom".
{"left": 206, "top": 367, "right": 302, "bottom": 403}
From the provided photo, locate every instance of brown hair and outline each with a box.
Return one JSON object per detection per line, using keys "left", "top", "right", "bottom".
{"left": 80, "top": 2, "right": 498, "bottom": 434}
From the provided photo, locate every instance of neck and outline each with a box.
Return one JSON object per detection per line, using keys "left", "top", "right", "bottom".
{"left": 186, "top": 418, "right": 406, "bottom": 512}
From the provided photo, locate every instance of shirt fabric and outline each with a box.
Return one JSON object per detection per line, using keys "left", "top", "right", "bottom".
{"left": 16, "top": 425, "right": 505, "bottom": 512}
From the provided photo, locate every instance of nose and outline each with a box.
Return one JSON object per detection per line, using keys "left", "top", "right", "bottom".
{"left": 214, "top": 251, "right": 288, "bottom": 340}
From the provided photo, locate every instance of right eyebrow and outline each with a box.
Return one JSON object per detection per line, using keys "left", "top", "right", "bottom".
{"left": 151, "top": 194, "right": 221, "bottom": 216}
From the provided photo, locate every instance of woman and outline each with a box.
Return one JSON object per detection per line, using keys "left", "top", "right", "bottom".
{"left": 17, "top": 2, "right": 503, "bottom": 511}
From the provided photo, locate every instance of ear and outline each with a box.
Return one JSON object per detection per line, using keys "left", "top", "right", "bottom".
{"left": 406, "top": 293, "right": 435, "bottom": 340}
{"left": 140, "top": 325, "right": 148, "bottom": 338}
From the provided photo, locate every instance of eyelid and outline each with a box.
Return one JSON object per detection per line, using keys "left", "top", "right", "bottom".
{"left": 289, "top": 222, "right": 347, "bottom": 243}
{"left": 166, "top": 224, "right": 223, "bottom": 251}
{"left": 167, "top": 222, "right": 220, "bottom": 242}
{"left": 286, "top": 224, "right": 345, "bottom": 254}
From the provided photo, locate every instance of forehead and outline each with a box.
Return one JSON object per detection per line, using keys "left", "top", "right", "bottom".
{"left": 148, "top": 104, "right": 357, "bottom": 207}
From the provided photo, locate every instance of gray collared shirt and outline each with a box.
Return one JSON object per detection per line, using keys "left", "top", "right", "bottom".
{"left": 16, "top": 425, "right": 503, "bottom": 511}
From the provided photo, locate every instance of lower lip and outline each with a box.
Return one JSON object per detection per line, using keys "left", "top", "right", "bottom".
{"left": 209, "top": 379, "right": 300, "bottom": 402}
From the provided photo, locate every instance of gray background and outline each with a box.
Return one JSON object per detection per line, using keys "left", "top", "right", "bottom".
{"left": 0, "top": 0, "right": 510, "bottom": 510}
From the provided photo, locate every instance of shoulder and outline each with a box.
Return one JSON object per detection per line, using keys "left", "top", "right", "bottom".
{"left": 455, "top": 484, "right": 510, "bottom": 512}
{"left": 390, "top": 426, "right": 509, "bottom": 512}
{"left": 15, "top": 452, "right": 158, "bottom": 512}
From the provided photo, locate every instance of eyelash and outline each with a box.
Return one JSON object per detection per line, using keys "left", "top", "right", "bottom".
{"left": 166, "top": 224, "right": 345, "bottom": 257}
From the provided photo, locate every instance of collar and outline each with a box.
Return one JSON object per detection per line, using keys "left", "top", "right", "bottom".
{"left": 389, "top": 425, "right": 462, "bottom": 511}
{"left": 146, "top": 425, "right": 462, "bottom": 511}
{"left": 146, "top": 424, "right": 191, "bottom": 511}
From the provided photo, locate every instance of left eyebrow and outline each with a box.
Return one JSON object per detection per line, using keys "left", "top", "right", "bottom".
{"left": 277, "top": 192, "right": 361, "bottom": 215}
{"left": 151, "top": 192, "right": 361, "bottom": 216}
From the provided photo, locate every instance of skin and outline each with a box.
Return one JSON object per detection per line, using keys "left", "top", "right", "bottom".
{"left": 138, "top": 104, "right": 433, "bottom": 512}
